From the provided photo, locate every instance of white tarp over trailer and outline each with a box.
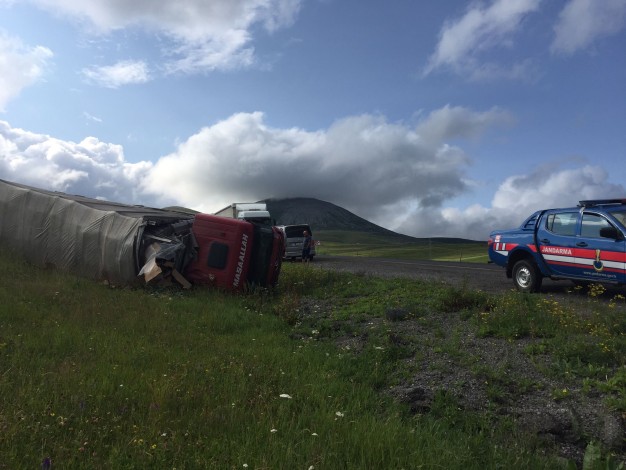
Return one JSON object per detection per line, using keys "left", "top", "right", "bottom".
{"left": 0, "top": 180, "right": 142, "bottom": 284}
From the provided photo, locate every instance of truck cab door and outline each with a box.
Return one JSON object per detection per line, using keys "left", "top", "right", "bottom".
{"left": 577, "top": 212, "right": 626, "bottom": 284}
{"left": 537, "top": 210, "right": 581, "bottom": 278}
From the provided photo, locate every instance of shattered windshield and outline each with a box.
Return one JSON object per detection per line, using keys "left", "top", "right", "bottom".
{"left": 247, "top": 224, "right": 275, "bottom": 287}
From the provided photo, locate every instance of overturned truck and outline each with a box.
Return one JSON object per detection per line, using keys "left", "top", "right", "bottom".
{"left": 0, "top": 179, "right": 284, "bottom": 291}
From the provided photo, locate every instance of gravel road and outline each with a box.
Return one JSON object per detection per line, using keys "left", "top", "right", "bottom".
{"left": 309, "top": 255, "right": 574, "bottom": 295}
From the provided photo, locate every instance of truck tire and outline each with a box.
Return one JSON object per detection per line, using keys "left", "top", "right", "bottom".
{"left": 512, "top": 259, "right": 542, "bottom": 293}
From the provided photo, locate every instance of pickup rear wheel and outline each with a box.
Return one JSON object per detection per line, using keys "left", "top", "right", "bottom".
{"left": 512, "top": 260, "right": 542, "bottom": 293}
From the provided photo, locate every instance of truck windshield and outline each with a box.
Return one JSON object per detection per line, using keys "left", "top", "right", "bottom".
{"left": 247, "top": 224, "right": 276, "bottom": 287}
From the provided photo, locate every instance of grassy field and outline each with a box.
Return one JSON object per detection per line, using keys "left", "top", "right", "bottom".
{"left": 1, "top": 250, "right": 625, "bottom": 469}
{"left": 314, "top": 230, "right": 487, "bottom": 263}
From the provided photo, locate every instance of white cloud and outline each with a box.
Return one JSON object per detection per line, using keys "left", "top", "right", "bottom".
{"left": 164, "top": 30, "right": 255, "bottom": 75}
{"left": 551, "top": 0, "right": 626, "bottom": 55}
{"left": 32, "top": 0, "right": 302, "bottom": 36}
{"left": 0, "top": 31, "right": 53, "bottom": 111}
{"left": 2, "top": 114, "right": 622, "bottom": 241}
{"left": 27, "top": 0, "right": 303, "bottom": 73}
{"left": 3, "top": 102, "right": 508, "bottom": 224}
{"left": 394, "top": 164, "right": 626, "bottom": 240}
{"left": 83, "top": 112, "right": 103, "bottom": 123}
{"left": 414, "top": 105, "right": 514, "bottom": 145}
{"left": 0, "top": 120, "right": 152, "bottom": 203}
{"left": 424, "top": 0, "right": 541, "bottom": 80}
{"left": 81, "top": 60, "right": 150, "bottom": 88}
{"left": 141, "top": 108, "right": 510, "bottom": 215}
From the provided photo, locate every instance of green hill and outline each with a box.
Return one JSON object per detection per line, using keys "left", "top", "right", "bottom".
{"left": 264, "top": 197, "right": 474, "bottom": 244}
{"left": 263, "top": 197, "right": 485, "bottom": 262}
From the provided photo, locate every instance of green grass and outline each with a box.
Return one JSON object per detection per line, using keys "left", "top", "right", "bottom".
{"left": 314, "top": 230, "right": 488, "bottom": 263}
{"left": 2, "top": 250, "right": 624, "bottom": 468}
{"left": 476, "top": 289, "right": 626, "bottom": 368}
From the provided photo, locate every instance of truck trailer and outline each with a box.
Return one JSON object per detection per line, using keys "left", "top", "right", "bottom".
{"left": 0, "top": 179, "right": 284, "bottom": 291}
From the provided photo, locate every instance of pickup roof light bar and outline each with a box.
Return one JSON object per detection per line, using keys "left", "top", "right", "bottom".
{"left": 578, "top": 199, "right": 626, "bottom": 207}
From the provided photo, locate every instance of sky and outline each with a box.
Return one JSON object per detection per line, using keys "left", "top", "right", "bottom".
{"left": 0, "top": 0, "right": 625, "bottom": 241}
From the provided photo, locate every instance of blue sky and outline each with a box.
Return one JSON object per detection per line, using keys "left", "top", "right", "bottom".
{"left": 0, "top": 0, "right": 625, "bottom": 240}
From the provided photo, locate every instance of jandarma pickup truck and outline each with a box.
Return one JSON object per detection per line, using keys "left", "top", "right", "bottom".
{"left": 488, "top": 199, "right": 626, "bottom": 292}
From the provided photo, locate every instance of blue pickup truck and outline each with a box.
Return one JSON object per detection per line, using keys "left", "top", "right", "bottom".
{"left": 488, "top": 199, "right": 626, "bottom": 292}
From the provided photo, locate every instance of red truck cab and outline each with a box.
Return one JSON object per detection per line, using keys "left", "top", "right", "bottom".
{"left": 185, "top": 214, "right": 284, "bottom": 290}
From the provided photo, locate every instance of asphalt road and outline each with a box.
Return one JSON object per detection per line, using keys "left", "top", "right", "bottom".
{"left": 307, "top": 255, "right": 582, "bottom": 295}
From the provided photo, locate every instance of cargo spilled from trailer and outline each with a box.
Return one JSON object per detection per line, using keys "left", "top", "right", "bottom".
{"left": 0, "top": 179, "right": 284, "bottom": 291}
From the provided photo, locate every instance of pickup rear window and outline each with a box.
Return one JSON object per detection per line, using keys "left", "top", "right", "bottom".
{"left": 545, "top": 212, "right": 577, "bottom": 236}
{"left": 523, "top": 214, "right": 538, "bottom": 229}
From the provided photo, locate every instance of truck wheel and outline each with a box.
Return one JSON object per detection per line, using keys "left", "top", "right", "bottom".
{"left": 512, "top": 260, "right": 542, "bottom": 293}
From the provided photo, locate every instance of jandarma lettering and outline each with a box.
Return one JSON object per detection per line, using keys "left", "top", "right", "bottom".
{"left": 542, "top": 247, "right": 572, "bottom": 255}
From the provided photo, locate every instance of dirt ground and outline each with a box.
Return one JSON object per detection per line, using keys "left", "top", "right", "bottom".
{"left": 295, "top": 256, "right": 626, "bottom": 466}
